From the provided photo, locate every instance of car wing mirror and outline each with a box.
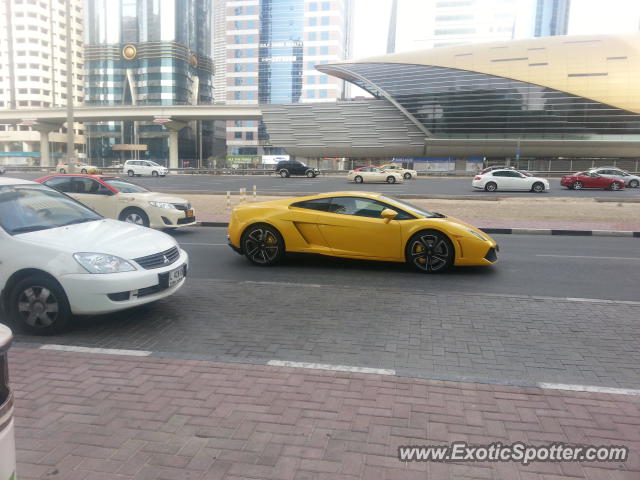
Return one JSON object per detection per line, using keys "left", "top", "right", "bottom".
{"left": 381, "top": 208, "right": 398, "bottom": 223}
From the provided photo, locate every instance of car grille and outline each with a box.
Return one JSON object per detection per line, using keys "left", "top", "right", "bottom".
{"left": 134, "top": 246, "right": 180, "bottom": 270}
{"left": 177, "top": 216, "right": 196, "bottom": 225}
{"left": 173, "top": 203, "right": 191, "bottom": 211}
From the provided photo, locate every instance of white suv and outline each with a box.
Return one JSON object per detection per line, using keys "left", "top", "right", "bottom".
{"left": 123, "top": 160, "right": 168, "bottom": 177}
{"left": 0, "top": 177, "right": 188, "bottom": 334}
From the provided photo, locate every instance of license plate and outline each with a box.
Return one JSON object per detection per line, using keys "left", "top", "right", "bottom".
{"left": 168, "top": 265, "right": 185, "bottom": 287}
{"left": 186, "top": 209, "right": 194, "bottom": 217}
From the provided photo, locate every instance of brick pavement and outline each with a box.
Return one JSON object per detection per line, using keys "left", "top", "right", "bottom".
{"left": 10, "top": 347, "right": 640, "bottom": 480}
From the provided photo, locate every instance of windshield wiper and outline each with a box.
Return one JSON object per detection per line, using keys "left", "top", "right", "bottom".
{"left": 59, "top": 217, "right": 99, "bottom": 227}
{"left": 10, "top": 225, "right": 51, "bottom": 234}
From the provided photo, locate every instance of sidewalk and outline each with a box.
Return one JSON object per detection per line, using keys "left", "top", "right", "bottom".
{"left": 11, "top": 347, "right": 640, "bottom": 480}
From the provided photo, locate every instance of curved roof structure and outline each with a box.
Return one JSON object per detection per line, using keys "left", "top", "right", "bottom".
{"left": 318, "top": 34, "right": 640, "bottom": 139}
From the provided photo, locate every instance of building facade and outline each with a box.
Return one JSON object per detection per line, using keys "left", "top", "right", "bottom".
{"left": 0, "top": 0, "right": 85, "bottom": 165}
{"left": 216, "top": 0, "right": 353, "bottom": 161}
{"left": 84, "top": 0, "right": 220, "bottom": 166}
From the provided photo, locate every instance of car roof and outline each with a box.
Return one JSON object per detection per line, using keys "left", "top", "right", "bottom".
{"left": 0, "top": 176, "right": 38, "bottom": 186}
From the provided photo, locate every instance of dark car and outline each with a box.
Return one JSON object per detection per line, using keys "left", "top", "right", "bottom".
{"left": 275, "top": 160, "right": 319, "bottom": 178}
{"left": 560, "top": 171, "right": 625, "bottom": 190}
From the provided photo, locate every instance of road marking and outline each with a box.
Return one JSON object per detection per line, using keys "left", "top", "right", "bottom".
{"left": 536, "top": 254, "right": 640, "bottom": 261}
{"left": 179, "top": 242, "right": 228, "bottom": 246}
{"left": 267, "top": 360, "right": 396, "bottom": 376}
{"left": 40, "top": 344, "right": 152, "bottom": 356}
{"left": 538, "top": 382, "right": 640, "bottom": 396}
{"left": 243, "top": 280, "right": 323, "bottom": 288}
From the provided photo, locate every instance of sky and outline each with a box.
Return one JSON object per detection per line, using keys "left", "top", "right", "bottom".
{"left": 352, "top": 0, "right": 640, "bottom": 60}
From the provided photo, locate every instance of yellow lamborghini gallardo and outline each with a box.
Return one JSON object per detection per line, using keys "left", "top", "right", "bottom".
{"left": 227, "top": 192, "right": 498, "bottom": 273}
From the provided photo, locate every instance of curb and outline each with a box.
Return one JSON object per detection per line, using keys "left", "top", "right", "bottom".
{"left": 198, "top": 222, "right": 640, "bottom": 237}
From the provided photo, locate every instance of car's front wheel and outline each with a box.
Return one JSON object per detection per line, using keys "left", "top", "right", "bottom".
{"left": 128, "top": 170, "right": 135, "bottom": 177}
{"left": 59, "top": 168, "right": 66, "bottom": 174}
{"left": 484, "top": 182, "right": 497, "bottom": 192}
{"left": 9, "top": 274, "right": 71, "bottom": 335}
{"left": 241, "top": 224, "right": 285, "bottom": 266}
{"left": 354, "top": 175, "right": 363, "bottom": 184}
{"left": 404, "top": 172, "right": 412, "bottom": 179}
{"left": 152, "top": 171, "right": 159, "bottom": 177}
{"left": 119, "top": 207, "right": 150, "bottom": 227}
{"left": 387, "top": 176, "right": 396, "bottom": 184}
{"left": 405, "top": 230, "right": 454, "bottom": 273}
{"left": 610, "top": 182, "right": 622, "bottom": 191}
{"left": 306, "top": 170, "right": 316, "bottom": 178}
{"left": 81, "top": 169, "right": 88, "bottom": 174}
{"left": 531, "top": 182, "right": 545, "bottom": 193}
{"left": 629, "top": 179, "right": 639, "bottom": 188}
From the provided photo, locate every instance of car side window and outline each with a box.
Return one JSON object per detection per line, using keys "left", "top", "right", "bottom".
{"left": 43, "top": 177, "right": 73, "bottom": 193}
{"left": 492, "top": 171, "right": 507, "bottom": 177}
{"left": 290, "top": 198, "right": 332, "bottom": 212}
{"left": 328, "top": 197, "right": 413, "bottom": 220}
{"left": 69, "top": 178, "right": 109, "bottom": 195}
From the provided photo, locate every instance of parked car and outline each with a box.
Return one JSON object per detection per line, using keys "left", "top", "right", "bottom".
{"left": 348, "top": 166, "right": 403, "bottom": 184}
{"left": 0, "top": 177, "right": 188, "bottom": 334}
{"left": 560, "top": 171, "right": 625, "bottom": 190}
{"left": 228, "top": 192, "right": 498, "bottom": 273}
{"left": 35, "top": 174, "right": 196, "bottom": 228}
{"left": 379, "top": 164, "right": 418, "bottom": 179}
{"left": 122, "top": 160, "right": 168, "bottom": 177}
{"left": 275, "top": 160, "right": 319, "bottom": 178}
{"left": 56, "top": 162, "right": 102, "bottom": 174}
{"left": 472, "top": 169, "right": 549, "bottom": 192}
{"left": 588, "top": 167, "right": 640, "bottom": 188}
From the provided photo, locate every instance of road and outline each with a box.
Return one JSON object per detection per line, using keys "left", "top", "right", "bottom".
{"left": 9, "top": 228, "right": 640, "bottom": 391}
{"left": 9, "top": 171, "right": 640, "bottom": 198}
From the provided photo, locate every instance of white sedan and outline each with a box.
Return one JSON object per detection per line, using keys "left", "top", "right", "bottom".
{"left": 348, "top": 166, "right": 404, "bottom": 184}
{"left": 472, "top": 169, "right": 550, "bottom": 192}
{"left": 0, "top": 177, "right": 188, "bottom": 334}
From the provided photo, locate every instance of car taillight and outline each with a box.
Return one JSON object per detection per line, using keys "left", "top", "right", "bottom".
{"left": 474, "top": 176, "right": 481, "bottom": 180}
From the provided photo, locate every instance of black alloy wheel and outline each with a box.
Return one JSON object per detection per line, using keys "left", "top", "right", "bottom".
{"left": 242, "top": 224, "right": 285, "bottom": 266}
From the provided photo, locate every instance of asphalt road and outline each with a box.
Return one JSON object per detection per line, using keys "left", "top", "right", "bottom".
{"left": 9, "top": 228, "right": 640, "bottom": 390}
{"left": 9, "top": 171, "right": 640, "bottom": 198}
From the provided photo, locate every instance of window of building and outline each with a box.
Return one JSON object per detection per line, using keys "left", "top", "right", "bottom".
{"left": 320, "top": 76, "right": 328, "bottom": 84}
{"left": 319, "top": 90, "right": 328, "bottom": 98}
{"left": 308, "top": 90, "right": 316, "bottom": 99}
{"left": 247, "top": 91, "right": 255, "bottom": 100}
{"left": 308, "top": 47, "right": 317, "bottom": 55}
{"left": 309, "top": 32, "right": 317, "bottom": 41}
{"left": 234, "top": 132, "right": 242, "bottom": 139}
{"left": 247, "top": 20, "right": 255, "bottom": 29}
{"left": 234, "top": 6, "right": 242, "bottom": 15}
{"left": 309, "top": 17, "right": 317, "bottom": 26}
{"left": 235, "top": 50, "right": 242, "bottom": 58}
{"left": 234, "top": 91, "right": 242, "bottom": 100}
{"left": 308, "top": 76, "right": 316, "bottom": 84}
{"left": 321, "top": 16, "right": 329, "bottom": 25}
{"left": 322, "top": 1, "right": 330, "bottom": 10}
{"left": 235, "top": 77, "right": 243, "bottom": 86}
{"left": 321, "top": 31, "right": 329, "bottom": 41}
{"left": 320, "top": 46, "right": 328, "bottom": 55}
{"left": 235, "top": 36, "right": 242, "bottom": 44}
{"left": 246, "top": 132, "right": 254, "bottom": 140}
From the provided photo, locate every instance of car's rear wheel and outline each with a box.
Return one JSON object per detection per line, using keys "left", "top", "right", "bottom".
{"left": 59, "top": 168, "right": 66, "bottom": 174}
{"left": 572, "top": 181, "right": 583, "bottom": 190}
{"left": 386, "top": 176, "right": 396, "bottom": 184}
{"left": 404, "top": 172, "right": 412, "bottom": 179}
{"left": 354, "top": 175, "right": 363, "bottom": 184}
{"left": 531, "top": 182, "right": 545, "bottom": 193}
{"left": 484, "top": 182, "right": 497, "bottom": 192}
{"left": 306, "top": 170, "right": 315, "bottom": 178}
{"left": 9, "top": 274, "right": 71, "bottom": 335}
{"left": 241, "top": 224, "right": 285, "bottom": 266}
{"left": 280, "top": 169, "right": 289, "bottom": 178}
{"left": 629, "top": 179, "right": 639, "bottom": 188}
{"left": 406, "top": 230, "right": 454, "bottom": 274}
{"left": 81, "top": 169, "right": 88, "bottom": 174}
{"left": 128, "top": 170, "right": 135, "bottom": 177}
{"left": 152, "top": 171, "right": 159, "bottom": 177}
{"left": 119, "top": 207, "right": 150, "bottom": 227}
{"left": 610, "top": 181, "right": 621, "bottom": 191}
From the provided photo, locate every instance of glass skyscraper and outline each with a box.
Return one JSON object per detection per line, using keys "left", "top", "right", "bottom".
{"left": 84, "top": 0, "right": 215, "bottom": 165}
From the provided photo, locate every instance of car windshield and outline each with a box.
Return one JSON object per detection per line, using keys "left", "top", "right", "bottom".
{"left": 102, "top": 178, "right": 149, "bottom": 193}
{"left": 0, "top": 184, "right": 102, "bottom": 235}
{"left": 379, "top": 195, "right": 439, "bottom": 218}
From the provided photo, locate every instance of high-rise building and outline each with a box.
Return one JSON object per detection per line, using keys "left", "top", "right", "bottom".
{"left": 394, "top": 0, "right": 570, "bottom": 52}
{"left": 215, "top": 0, "right": 353, "bottom": 160}
{"left": 0, "top": 0, "right": 85, "bottom": 165}
{"left": 84, "top": 0, "right": 220, "bottom": 166}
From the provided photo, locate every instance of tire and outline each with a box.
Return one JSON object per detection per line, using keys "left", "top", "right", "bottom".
{"left": 119, "top": 207, "right": 150, "bottom": 227}
{"left": 404, "top": 172, "right": 412, "bottom": 180}
{"left": 306, "top": 170, "right": 315, "bottom": 178}
{"left": 279, "top": 169, "right": 289, "bottom": 178}
{"left": 354, "top": 175, "right": 363, "bottom": 184}
{"left": 241, "top": 223, "right": 285, "bottom": 266}
{"left": 484, "top": 182, "right": 497, "bottom": 192}
{"left": 610, "top": 182, "right": 621, "bottom": 191}
{"left": 59, "top": 168, "right": 66, "bottom": 174}
{"left": 531, "top": 182, "right": 545, "bottom": 193}
{"left": 629, "top": 179, "right": 639, "bottom": 188}
{"left": 81, "top": 169, "right": 88, "bottom": 174}
{"left": 405, "top": 230, "right": 454, "bottom": 274}
{"left": 386, "top": 176, "right": 396, "bottom": 184}
{"left": 8, "top": 274, "right": 71, "bottom": 335}
{"left": 128, "top": 170, "right": 135, "bottom": 177}
{"left": 152, "top": 171, "right": 159, "bottom": 177}
{"left": 572, "top": 181, "right": 583, "bottom": 190}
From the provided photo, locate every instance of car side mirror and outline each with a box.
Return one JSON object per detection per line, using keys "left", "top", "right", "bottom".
{"left": 381, "top": 208, "right": 398, "bottom": 223}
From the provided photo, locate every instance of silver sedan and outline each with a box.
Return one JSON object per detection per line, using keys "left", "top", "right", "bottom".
{"left": 589, "top": 167, "right": 640, "bottom": 188}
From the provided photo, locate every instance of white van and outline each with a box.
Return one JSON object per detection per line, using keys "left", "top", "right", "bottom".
{"left": 122, "top": 160, "right": 169, "bottom": 177}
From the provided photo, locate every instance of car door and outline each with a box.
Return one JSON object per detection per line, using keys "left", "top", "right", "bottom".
{"left": 315, "top": 196, "right": 402, "bottom": 259}
{"left": 583, "top": 172, "right": 603, "bottom": 188}
{"left": 506, "top": 170, "right": 530, "bottom": 190}
{"left": 490, "top": 171, "right": 510, "bottom": 189}
{"left": 68, "top": 177, "right": 116, "bottom": 217}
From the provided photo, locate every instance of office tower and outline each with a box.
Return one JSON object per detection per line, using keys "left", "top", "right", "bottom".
{"left": 218, "top": 0, "right": 353, "bottom": 159}
{"left": 84, "top": 0, "right": 217, "bottom": 165}
{"left": 0, "top": 0, "right": 85, "bottom": 164}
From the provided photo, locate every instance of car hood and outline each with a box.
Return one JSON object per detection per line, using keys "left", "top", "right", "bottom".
{"left": 116, "top": 192, "right": 189, "bottom": 205}
{"left": 16, "top": 218, "right": 177, "bottom": 258}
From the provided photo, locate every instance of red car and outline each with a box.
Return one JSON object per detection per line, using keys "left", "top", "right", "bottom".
{"left": 560, "top": 171, "right": 625, "bottom": 190}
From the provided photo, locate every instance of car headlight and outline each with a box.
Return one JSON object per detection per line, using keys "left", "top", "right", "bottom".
{"left": 149, "top": 201, "right": 175, "bottom": 209}
{"left": 73, "top": 252, "right": 136, "bottom": 274}
{"left": 466, "top": 228, "right": 487, "bottom": 241}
